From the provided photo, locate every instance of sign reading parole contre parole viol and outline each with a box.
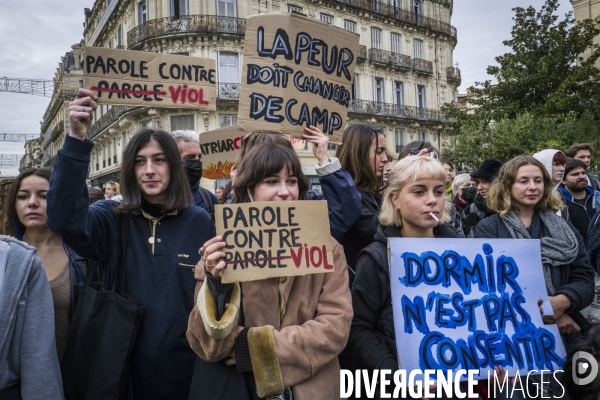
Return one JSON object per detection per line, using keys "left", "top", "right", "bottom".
{"left": 216, "top": 201, "right": 333, "bottom": 283}
{"left": 389, "top": 238, "right": 566, "bottom": 381}
{"left": 199, "top": 126, "right": 246, "bottom": 179}
{"left": 83, "top": 46, "right": 216, "bottom": 110}
{"left": 238, "top": 13, "right": 359, "bottom": 143}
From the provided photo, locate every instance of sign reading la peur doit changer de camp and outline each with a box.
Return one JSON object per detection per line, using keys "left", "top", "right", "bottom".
{"left": 389, "top": 238, "right": 566, "bottom": 381}
{"left": 238, "top": 12, "right": 360, "bottom": 143}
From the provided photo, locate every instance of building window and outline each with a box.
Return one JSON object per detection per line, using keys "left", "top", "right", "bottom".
{"left": 394, "top": 81, "right": 404, "bottom": 106}
{"left": 344, "top": 20, "right": 356, "bottom": 33}
{"left": 117, "top": 25, "right": 123, "bottom": 46}
{"left": 390, "top": 0, "right": 401, "bottom": 8}
{"left": 140, "top": 120, "right": 152, "bottom": 130}
{"left": 320, "top": 14, "right": 333, "bottom": 24}
{"left": 113, "top": 139, "right": 118, "bottom": 164}
{"left": 108, "top": 39, "right": 113, "bottom": 49}
{"left": 418, "top": 131, "right": 426, "bottom": 141}
{"left": 137, "top": 0, "right": 148, "bottom": 25}
{"left": 121, "top": 132, "right": 127, "bottom": 152}
{"left": 373, "top": 78, "right": 385, "bottom": 103}
{"left": 219, "top": 53, "right": 240, "bottom": 99}
{"left": 413, "top": 0, "right": 422, "bottom": 15}
{"left": 219, "top": 115, "right": 238, "bottom": 128}
{"left": 217, "top": 0, "right": 237, "bottom": 17}
{"left": 287, "top": 4, "right": 303, "bottom": 13}
{"left": 414, "top": 39, "right": 423, "bottom": 59}
{"left": 219, "top": 53, "right": 239, "bottom": 83}
{"left": 371, "top": 28, "right": 381, "bottom": 49}
{"left": 391, "top": 33, "right": 402, "bottom": 54}
{"left": 171, "top": 115, "right": 194, "bottom": 131}
{"left": 352, "top": 74, "right": 359, "bottom": 100}
{"left": 416, "top": 85, "right": 426, "bottom": 108}
{"left": 170, "top": 0, "right": 188, "bottom": 17}
{"left": 394, "top": 129, "right": 404, "bottom": 153}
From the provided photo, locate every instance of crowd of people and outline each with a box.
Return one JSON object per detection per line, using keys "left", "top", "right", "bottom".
{"left": 1, "top": 88, "right": 599, "bottom": 400}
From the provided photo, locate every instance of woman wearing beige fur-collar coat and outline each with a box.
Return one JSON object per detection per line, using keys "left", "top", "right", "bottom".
{"left": 187, "top": 140, "right": 352, "bottom": 400}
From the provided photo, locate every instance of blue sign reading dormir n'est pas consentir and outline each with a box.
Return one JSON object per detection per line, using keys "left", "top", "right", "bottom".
{"left": 389, "top": 238, "right": 566, "bottom": 380}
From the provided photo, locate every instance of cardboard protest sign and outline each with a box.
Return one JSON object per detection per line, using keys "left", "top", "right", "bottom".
{"left": 389, "top": 239, "right": 566, "bottom": 380}
{"left": 216, "top": 201, "right": 333, "bottom": 283}
{"left": 200, "top": 126, "right": 246, "bottom": 179}
{"left": 83, "top": 46, "right": 216, "bottom": 110}
{"left": 238, "top": 13, "right": 359, "bottom": 142}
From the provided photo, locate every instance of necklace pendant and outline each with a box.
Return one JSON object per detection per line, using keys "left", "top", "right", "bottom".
{"left": 148, "top": 237, "right": 155, "bottom": 244}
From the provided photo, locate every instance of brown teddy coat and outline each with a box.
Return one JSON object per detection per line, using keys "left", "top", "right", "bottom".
{"left": 187, "top": 239, "right": 352, "bottom": 400}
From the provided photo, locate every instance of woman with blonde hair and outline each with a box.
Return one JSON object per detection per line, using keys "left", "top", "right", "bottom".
{"left": 104, "top": 181, "right": 122, "bottom": 202}
{"left": 475, "top": 155, "right": 594, "bottom": 351}
{"left": 347, "top": 155, "right": 462, "bottom": 397}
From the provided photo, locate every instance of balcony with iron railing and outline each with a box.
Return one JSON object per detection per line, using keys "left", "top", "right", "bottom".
{"left": 42, "top": 121, "right": 64, "bottom": 148}
{"left": 446, "top": 66, "right": 461, "bottom": 85}
{"left": 42, "top": 153, "right": 56, "bottom": 167}
{"left": 128, "top": 15, "right": 247, "bottom": 49}
{"left": 217, "top": 82, "right": 241, "bottom": 101}
{"left": 88, "top": 105, "right": 140, "bottom": 140}
{"left": 368, "top": 48, "right": 411, "bottom": 70}
{"left": 332, "top": 0, "right": 457, "bottom": 41}
{"left": 412, "top": 58, "right": 433, "bottom": 75}
{"left": 348, "top": 99, "right": 449, "bottom": 123}
{"left": 358, "top": 45, "right": 367, "bottom": 61}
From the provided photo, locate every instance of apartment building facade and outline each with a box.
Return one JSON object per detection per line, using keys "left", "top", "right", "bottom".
{"left": 41, "top": 0, "right": 460, "bottom": 189}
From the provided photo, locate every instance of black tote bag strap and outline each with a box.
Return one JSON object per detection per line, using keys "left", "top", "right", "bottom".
{"left": 115, "top": 212, "right": 130, "bottom": 294}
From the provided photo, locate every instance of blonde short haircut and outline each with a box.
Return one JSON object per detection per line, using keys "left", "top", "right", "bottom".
{"left": 379, "top": 156, "right": 451, "bottom": 227}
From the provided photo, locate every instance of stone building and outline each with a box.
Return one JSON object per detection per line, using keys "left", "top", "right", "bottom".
{"left": 40, "top": 44, "right": 84, "bottom": 169}
{"left": 42, "top": 0, "right": 459, "bottom": 190}
{"left": 19, "top": 138, "right": 43, "bottom": 169}
{"left": 571, "top": 0, "right": 600, "bottom": 68}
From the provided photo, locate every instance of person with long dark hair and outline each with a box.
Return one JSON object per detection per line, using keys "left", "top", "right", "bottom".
{"left": 187, "top": 143, "right": 352, "bottom": 399}
{"left": 46, "top": 88, "right": 215, "bottom": 400}
{"left": 335, "top": 123, "right": 388, "bottom": 284}
{"left": 228, "top": 128, "right": 361, "bottom": 242}
{"left": 2, "top": 168, "right": 88, "bottom": 361}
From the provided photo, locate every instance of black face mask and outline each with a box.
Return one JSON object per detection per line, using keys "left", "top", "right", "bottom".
{"left": 461, "top": 187, "right": 478, "bottom": 203}
{"left": 183, "top": 159, "right": 202, "bottom": 185}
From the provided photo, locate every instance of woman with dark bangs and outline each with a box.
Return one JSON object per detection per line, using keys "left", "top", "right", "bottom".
{"left": 187, "top": 143, "right": 352, "bottom": 400}
{"left": 224, "top": 127, "right": 361, "bottom": 242}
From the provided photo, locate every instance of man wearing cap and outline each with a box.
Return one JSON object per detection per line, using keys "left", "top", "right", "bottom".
{"left": 461, "top": 159, "right": 504, "bottom": 237}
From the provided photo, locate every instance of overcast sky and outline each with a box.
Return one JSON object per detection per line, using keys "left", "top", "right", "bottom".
{"left": 0, "top": 0, "right": 574, "bottom": 175}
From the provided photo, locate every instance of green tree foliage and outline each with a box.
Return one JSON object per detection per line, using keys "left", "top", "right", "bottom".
{"left": 444, "top": 112, "right": 600, "bottom": 172}
{"left": 444, "top": 0, "right": 600, "bottom": 168}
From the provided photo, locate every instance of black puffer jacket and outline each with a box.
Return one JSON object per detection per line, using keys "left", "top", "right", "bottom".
{"left": 474, "top": 212, "right": 595, "bottom": 352}
{"left": 347, "top": 223, "right": 463, "bottom": 373}
{"left": 340, "top": 190, "right": 382, "bottom": 287}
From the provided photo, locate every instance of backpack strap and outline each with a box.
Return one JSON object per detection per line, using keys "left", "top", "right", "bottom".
{"left": 198, "top": 187, "right": 215, "bottom": 220}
